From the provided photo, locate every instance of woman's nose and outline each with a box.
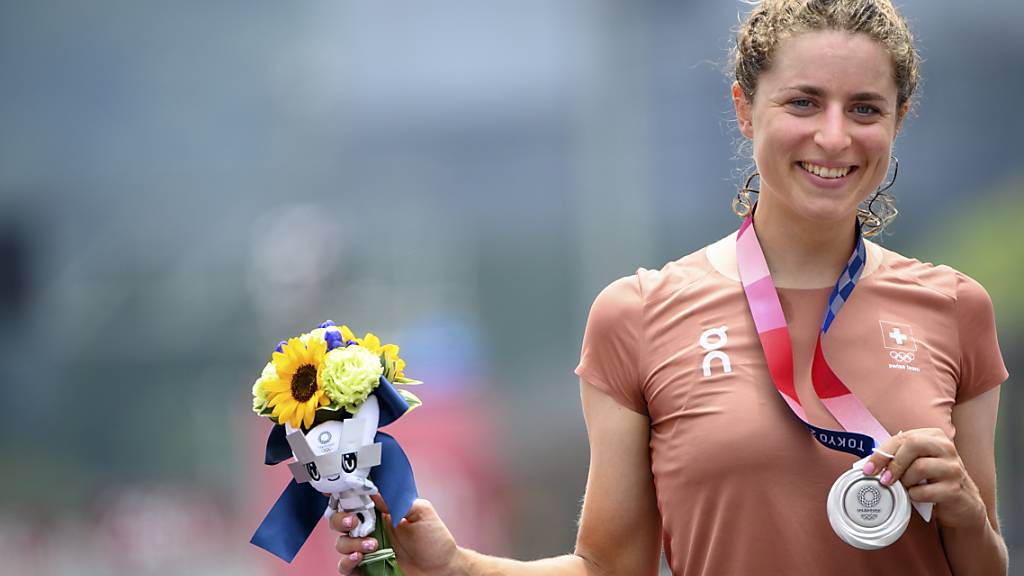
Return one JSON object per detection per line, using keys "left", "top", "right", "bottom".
{"left": 813, "top": 107, "right": 852, "bottom": 153}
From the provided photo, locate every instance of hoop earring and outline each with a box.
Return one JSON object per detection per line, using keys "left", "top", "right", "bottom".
{"left": 866, "top": 155, "right": 898, "bottom": 213}
{"left": 859, "top": 155, "right": 899, "bottom": 237}
{"left": 877, "top": 155, "right": 898, "bottom": 194}
{"left": 732, "top": 171, "right": 759, "bottom": 218}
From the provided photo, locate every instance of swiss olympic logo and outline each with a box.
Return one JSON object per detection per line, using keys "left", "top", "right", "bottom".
{"left": 889, "top": 351, "right": 915, "bottom": 364}
{"left": 879, "top": 321, "right": 916, "bottom": 352}
{"left": 881, "top": 320, "right": 921, "bottom": 373}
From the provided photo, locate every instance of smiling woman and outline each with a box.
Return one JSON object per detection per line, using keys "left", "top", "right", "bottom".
{"left": 326, "top": 2, "right": 1010, "bottom": 575}
{"left": 735, "top": 31, "right": 901, "bottom": 239}
{"left": 733, "top": 0, "right": 918, "bottom": 238}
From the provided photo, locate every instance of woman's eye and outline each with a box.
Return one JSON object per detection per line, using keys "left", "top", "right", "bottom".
{"left": 853, "top": 104, "right": 880, "bottom": 116}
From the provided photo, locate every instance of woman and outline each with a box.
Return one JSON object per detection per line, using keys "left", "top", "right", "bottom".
{"left": 333, "top": 1, "right": 1009, "bottom": 574}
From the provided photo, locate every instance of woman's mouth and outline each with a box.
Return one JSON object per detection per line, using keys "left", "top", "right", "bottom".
{"left": 798, "top": 161, "right": 857, "bottom": 180}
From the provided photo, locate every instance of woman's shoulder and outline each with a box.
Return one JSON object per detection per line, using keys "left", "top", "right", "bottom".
{"left": 590, "top": 240, "right": 724, "bottom": 313}
{"left": 869, "top": 241, "right": 992, "bottom": 305}
{"left": 636, "top": 239, "right": 725, "bottom": 298}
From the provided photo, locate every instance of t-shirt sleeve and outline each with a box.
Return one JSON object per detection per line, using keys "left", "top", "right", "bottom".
{"left": 575, "top": 274, "right": 648, "bottom": 414}
{"left": 955, "top": 272, "right": 1009, "bottom": 402}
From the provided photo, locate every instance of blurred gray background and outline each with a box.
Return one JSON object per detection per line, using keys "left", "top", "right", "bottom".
{"left": 1, "top": 1, "right": 1021, "bottom": 574}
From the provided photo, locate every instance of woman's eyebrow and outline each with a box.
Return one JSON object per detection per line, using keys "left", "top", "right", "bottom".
{"left": 850, "top": 91, "right": 889, "bottom": 102}
{"left": 781, "top": 84, "right": 889, "bottom": 103}
{"left": 783, "top": 84, "right": 826, "bottom": 96}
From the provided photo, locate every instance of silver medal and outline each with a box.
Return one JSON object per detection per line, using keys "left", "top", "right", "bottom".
{"left": 827, "top": 460, "right": 911, "bottom": 549}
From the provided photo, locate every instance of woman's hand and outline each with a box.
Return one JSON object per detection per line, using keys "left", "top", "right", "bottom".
{"left": 331, "top": 496, "right": 462, "bottom": 576}
{"left": 862, "top": 428, "right": 988, "bottom": 530}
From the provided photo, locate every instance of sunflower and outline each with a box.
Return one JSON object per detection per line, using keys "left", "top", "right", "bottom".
{"left": 261, "top": 335, "right": 331, "bottom": 429}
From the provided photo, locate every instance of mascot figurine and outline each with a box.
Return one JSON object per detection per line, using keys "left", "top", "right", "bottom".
{"left": 249, "top": 321, "right": 421, "bottom": 575}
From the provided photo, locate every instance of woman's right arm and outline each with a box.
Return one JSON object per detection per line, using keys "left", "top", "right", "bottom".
{"left": 333, "top": 379, "right": 663, "bottom": 576}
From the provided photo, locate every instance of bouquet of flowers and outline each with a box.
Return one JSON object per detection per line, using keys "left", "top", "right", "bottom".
{"left": 250, "top": 320, "right": 421, "bottom": 575}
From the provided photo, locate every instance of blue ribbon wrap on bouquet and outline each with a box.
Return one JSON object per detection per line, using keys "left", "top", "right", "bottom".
{"left": 250, "top": 376, "right": 418, "bottom": 563}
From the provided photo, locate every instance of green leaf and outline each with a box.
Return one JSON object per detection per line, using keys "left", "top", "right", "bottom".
{"left": 360, "top": 549, "right": 395, "bottom": 565}
{"left": 309, "top": 404, "right": 354, "bottom": 428}
{"left": 398, "top": 389, "right": 422, "bottom": 411}
{"left": 358, "top": 510, "right": 404, "bottom": 575}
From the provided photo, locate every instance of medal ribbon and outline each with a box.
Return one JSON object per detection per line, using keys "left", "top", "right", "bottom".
{"left": 735, "top": 215, "right": 931, "bottom": 521}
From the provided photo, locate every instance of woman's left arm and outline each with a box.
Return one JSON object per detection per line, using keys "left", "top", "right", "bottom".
{"left": 863, "top": 386, "right": 1007, "bottom": 576}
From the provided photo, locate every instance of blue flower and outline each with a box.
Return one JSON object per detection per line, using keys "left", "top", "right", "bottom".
{"left": 324, "top": 327, "right": 345, "bottom": 351}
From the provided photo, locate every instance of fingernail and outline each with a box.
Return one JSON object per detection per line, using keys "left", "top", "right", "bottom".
{"left": 363, "top": 539, "right": 377, "bottom": 552}
{"left": 342, "top": 516, "right": 353, "bottom": 529}
{"left": 862, "top": 461, "right": 876, "bottom": 476}
{"left": 880, "top": 470, "right": 893, "bottom": 486}
{"left": 349, "top": 552, "right": 361, "bottom": 562}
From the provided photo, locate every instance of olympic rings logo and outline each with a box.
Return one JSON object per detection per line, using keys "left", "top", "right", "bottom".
{"left": 889, "top": 351, "right": 915, "bottom": 363}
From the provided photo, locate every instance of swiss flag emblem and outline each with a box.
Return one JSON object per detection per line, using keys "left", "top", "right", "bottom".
{"left": 880, "top": 321, "right": 917, "bottom": 352}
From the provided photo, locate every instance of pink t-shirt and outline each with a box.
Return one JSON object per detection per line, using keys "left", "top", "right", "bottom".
{"left": 575, "top": 239, "right": 1008, "bottom": 576}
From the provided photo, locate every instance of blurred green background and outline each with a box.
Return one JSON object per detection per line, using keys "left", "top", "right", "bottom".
{"left": 0, "top": 1, "right": 1020, "bottom": 574}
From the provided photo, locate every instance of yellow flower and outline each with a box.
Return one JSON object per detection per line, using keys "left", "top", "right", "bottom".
{"left": 359, "top": 332, "right": 382, "bottom": 352}
{"left": 381, "top": 344, "right": 407, "bottom": 382}
{"left": 261, "top": 335, "right": 331, "bottom": 429}
{"left": 339, "top": 325, "right": 358, "bottom": 345}
{"left": 356, "top": 332, "right": 408, "bottom": 382}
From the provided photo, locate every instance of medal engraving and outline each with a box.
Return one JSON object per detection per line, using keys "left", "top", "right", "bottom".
{"left": 842, "top": 480, "right": 893, "bottom": 528}
{"left": 827, "top": 462, "right": 910, "bottom": 550}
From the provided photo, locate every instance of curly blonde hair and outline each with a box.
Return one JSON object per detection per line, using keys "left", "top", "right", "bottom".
{"left": 732, "top": 0, "right": 920, "bottom": 236}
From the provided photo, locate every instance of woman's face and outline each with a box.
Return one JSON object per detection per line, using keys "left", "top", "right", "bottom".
{"left": 733, "top": 30, "right": 904, "bottom": 226}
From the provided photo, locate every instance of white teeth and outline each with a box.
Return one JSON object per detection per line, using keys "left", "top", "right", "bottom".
{"left": 800, "top": 162, "right": 851, "bottom": 179}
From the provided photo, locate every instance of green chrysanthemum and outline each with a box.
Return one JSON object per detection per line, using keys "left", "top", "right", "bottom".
{"left": 321, "top": 345, "right": 384, "bottom": 414}
{"left": 252, "top": 361, "right": 277, "bottom": 414}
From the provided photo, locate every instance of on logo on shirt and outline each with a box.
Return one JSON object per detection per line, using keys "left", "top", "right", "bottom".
{"left": 700, "top": 325, "right": 732, "bottom": 377}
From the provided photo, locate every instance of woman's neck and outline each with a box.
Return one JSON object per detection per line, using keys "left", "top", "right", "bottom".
{"left": 752, "top": 198, "right": 859, "bottom": 289}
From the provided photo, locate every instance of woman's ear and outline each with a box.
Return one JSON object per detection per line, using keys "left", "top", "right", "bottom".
{"left": 895, "top": 101, "right": 910, "bottom": 133}
{"left": 732, "top": 82, "right": 754, "bottom": 139}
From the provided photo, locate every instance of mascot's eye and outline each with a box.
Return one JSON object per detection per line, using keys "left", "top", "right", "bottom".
{"left": 342, "top": 452, "right": 358, "bottom": 473}
{"left": 305, "top": 462, "right": 321, "bottom": 481}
